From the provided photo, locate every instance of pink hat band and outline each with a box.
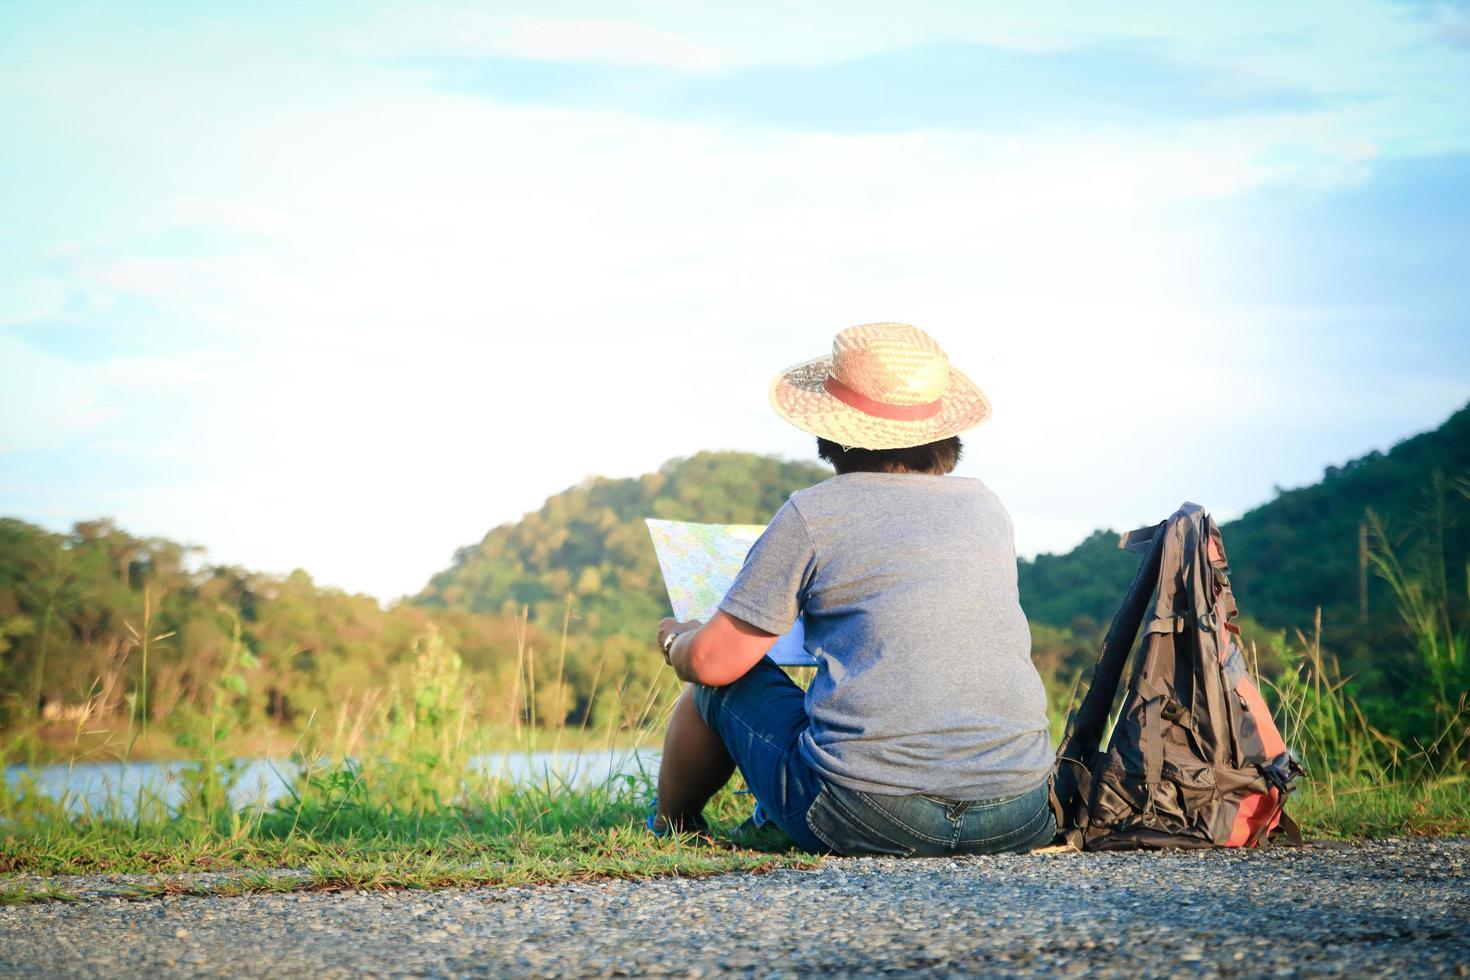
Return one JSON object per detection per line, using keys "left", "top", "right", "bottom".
{"left": 822, "top": 375, "right": 943, "bottom": 422}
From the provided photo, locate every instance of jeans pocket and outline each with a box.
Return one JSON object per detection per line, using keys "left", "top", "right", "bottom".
{"left": 805, "top": 785, "right": 918, "bottom": 857}
{"left": 954, "top": 782, "right": 1057, "bottom": 855}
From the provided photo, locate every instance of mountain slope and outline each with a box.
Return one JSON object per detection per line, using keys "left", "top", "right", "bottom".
{"left": 415, "top": 451, "right": 832, "bottom": 634}
{"left": 1225, "top": 404, "right": 1470, "bottom": 633}
{"left": 1018, "top": 401, "right": 1470, "bottom": 684}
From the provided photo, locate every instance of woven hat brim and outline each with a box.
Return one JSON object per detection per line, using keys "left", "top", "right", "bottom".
{"left": 768, "top": 356, "right": 992, "bottom": 450}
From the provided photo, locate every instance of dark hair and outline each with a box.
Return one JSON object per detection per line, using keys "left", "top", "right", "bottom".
{"left": 816, "top": 436, "right": 963, "bottom": 476}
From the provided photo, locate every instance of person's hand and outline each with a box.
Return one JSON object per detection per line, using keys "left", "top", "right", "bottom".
{"left": 657, "top": 617, "right": 703, "bottom": 663}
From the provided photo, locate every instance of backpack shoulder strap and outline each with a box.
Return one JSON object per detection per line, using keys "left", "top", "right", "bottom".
{"left": 1053, "top": 513, "right": 1169, "bottom": 816}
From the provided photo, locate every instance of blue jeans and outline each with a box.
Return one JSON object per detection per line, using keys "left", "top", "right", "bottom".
{"left": 692, "top": 658, "right": 1057, "bottom": 856}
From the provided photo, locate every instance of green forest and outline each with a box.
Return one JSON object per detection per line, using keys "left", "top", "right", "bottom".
{"left": 1020, "top": 402, "right": 1470, "bottom": 734}
{"left": 0, "top": 453, "right": 829, "bottom": 757}
{"left": 2, "top": 406, "right": 1467, "bottom": 761}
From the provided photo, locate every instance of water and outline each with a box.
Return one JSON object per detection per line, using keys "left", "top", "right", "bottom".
{"left": 4, "top": 749, "right": 659, "bottom": 817}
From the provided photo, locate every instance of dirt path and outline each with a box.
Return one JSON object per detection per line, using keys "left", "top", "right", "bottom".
{"left": 2, "top": 839, "right": 1467, "bottom": 977}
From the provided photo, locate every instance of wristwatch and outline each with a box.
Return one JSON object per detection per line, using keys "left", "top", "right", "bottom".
{"left": 661, "top": 630, "right": 679, "bottom": 663}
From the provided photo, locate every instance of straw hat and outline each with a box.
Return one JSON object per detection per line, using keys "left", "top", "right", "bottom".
{"left": 769, "top": 323, "right": 990, "bottom": 450}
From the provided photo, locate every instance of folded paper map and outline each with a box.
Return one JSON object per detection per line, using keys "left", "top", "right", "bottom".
{"left": 645, "top": 519, "right": 814, "bottom": 667}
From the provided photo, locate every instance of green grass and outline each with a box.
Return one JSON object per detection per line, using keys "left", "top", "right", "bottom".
{"left": 0, "top": 824, "right": 816, "bottom": 901}
{"left": 0, "top": 882, "right": 81, "bottom": 905}
{"left": 1, "top": 622, "right": 819, "bottom": 903}
{"left": 0, "top": 771, "right": 819, "bottom": 901}
{"left": 1290, "top": 779, "right": 1470, "bottom": 839}
{"left": 1258, "top": 601, "right": 1470, "bottom": 840}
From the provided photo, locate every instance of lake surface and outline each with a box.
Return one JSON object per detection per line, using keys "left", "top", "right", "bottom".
{"left": 4, "top": 749, "right": 660, "bottom": 816}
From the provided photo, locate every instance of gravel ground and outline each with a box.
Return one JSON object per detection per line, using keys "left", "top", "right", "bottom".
{"left": 2, "top": 839, "right": 1467, "bottom": 978}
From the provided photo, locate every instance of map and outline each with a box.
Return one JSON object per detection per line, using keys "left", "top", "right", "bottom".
{"left": 645, "top": 519, "right": 813, "bottom": 667}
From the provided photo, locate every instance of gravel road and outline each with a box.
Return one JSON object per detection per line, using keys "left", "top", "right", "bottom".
{"left": 2, "top": 839, "right": 1467, "bottom": 977}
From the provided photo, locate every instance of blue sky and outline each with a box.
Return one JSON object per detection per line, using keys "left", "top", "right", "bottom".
{"left": 2, "top": 1, "right": 1468, "bottom": 600}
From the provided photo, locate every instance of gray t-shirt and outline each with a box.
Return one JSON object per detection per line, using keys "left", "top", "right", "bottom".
{"left": 718, "top": 471, "right": 1053, "bottom": 800}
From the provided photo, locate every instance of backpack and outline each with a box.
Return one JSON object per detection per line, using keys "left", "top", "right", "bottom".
{"left": 1052, "top": 502, "right": 1304, "bottom": 850}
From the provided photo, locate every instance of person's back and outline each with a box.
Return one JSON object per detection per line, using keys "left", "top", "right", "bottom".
{"left": 779, "top": 473, "right": 1051, "bottom": 800}
{"left": 721, "top": 471, "right": 1050, "bottom": 801}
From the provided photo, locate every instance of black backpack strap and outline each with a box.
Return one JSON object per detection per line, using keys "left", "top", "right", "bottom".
{"left": 1053, "top": 516, "right": 1168, "bottom": 821}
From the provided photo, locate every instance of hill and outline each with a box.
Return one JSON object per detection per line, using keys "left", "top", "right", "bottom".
{"left": 1018, "top": 401, "right": 1470, "bottom": 693}
{"left": 414, "top": 451, "right": 832, "bottom": 635}
{"left": 1224, "top": 404, "right": 1470, "bottom": 634}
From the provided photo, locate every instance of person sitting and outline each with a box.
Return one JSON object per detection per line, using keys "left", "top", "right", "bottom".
{"left": 653, "top": 322, "right": 1056, "bottom": 856}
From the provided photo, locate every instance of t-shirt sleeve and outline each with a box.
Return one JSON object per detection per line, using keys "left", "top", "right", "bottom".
{"left": 717, "top": 499, "right": 815, "bottom": 636}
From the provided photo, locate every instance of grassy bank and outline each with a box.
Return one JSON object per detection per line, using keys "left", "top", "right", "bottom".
{"left": 4, "top": 525, "right": 1468, "bottom": 907}
{"left": 3, "top": 634, "right": 1465, "bottom": 908}
{"left": 1, "top": 626, "right": 820, "bottom": 904}
{"left": 0, "top": 775, "right": 817, "bottom": 905}
{"left": 1265, "top": 613, "right": 1469, "bottom": 840}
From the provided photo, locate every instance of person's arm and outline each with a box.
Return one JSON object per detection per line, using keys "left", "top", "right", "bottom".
{"left": 657, "top": 612, "right": 778, "bottom": 686}
{"left": 655, "top": 499, "right": 813, "bottom": 686}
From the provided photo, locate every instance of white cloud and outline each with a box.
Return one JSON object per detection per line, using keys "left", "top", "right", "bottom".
{"left": 0, "top": 338, "right": 118, "bottom": 452}
{"left": 361, "top": 13, "right": 729, "bottom": 69}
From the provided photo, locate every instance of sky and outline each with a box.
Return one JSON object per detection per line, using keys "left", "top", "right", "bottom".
{"left": 2, "top": 1, "right": 1468, "bottom": 602}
